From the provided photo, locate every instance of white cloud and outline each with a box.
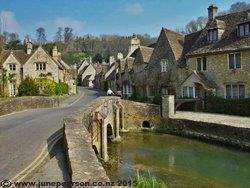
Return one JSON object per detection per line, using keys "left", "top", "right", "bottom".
{"left": 54, "top": 17, "right": 85, "bottom": 32}
{"left": 124, "top": 3, "right": 144, "bottom": 15}
{"left": 0, "top": 10, "right": 20, "bottom": 33}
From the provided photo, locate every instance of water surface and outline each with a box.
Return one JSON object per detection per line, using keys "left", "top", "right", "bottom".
{"left": 103, "top": 132, "right": 250, "bottom": 188}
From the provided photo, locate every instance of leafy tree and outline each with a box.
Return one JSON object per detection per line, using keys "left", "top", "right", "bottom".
{"left": 6, "top": 40, "right": 24, "bottom": 50}
{"left": 36, "top": 27, "right": 47, "bottom": 45}
{"left": 93, "top": 53, "right": 103, "bottom": 63}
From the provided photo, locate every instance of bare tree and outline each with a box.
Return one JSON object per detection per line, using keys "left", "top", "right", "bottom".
{"left": 54, "top": 27, "right": 63, "bottom": 43}
{"left": 228, "top": 1, "right": 250, "bottom": 13}
{"left": 64, "top": 27, "right": 74, "bottom": 51}
{"left": 9, "top": 32, "right": 19, "bottom": 42}
{"left": 36, "top": 27, "right": 47, "bottom": 45}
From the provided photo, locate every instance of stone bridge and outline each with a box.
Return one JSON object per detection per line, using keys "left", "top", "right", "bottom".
{"left": 88, "top": 98, "right": 124, "bottom": 161}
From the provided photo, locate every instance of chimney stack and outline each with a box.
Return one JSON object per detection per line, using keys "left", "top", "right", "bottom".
{"left": 52, "top": 45, "right": 58, "bottom": 59}
{"left": 26, "top": 39, "right": 32, "bottom": 55}
{"left": 208, "top": 5, "right": 218, "bottom": 21}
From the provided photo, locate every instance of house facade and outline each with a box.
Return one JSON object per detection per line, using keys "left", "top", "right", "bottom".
{"left": 146, "top": 28, "right": 184, "bottom": 98}
{"left": 181, "top": 5, "right": 250, "bottom": 99}
{"left": 78, "top": 57, "right": 96, "bottom": 87}
{"left": 0, "top": 41, "right": 76, "bottom": 96}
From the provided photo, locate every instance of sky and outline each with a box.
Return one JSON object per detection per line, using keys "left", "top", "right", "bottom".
{"left": 0, "top": 0, "right": 249, "bottom": 40}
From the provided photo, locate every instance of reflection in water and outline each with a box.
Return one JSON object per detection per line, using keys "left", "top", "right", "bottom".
{"left": 103, "top": 132, "right": 250, "bottom": 188}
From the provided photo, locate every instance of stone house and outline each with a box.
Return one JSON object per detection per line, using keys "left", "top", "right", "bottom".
{"left": 146, "top": 28, "right": 184, "bottom": 98}
{"left": 78, "top": 58, "right": 96, "bottom": 87}
{"left": 0, "top": 41, "right": 75, "bottom": 96}
{"left": 130, "top": 46, "right": 153, "bottom": 97}
{"left": 180, "top": 5, "right": 250, "bottom": 99}
{"left": 93, "top": 63, "right": 109, "bottom": 90}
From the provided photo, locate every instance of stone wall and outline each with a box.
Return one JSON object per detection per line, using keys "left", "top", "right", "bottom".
{"left": 156, "top": 118, "right": 250, "bottom": 151}
{"left": 63, "top": 97, "right": 118, "bottom": 183}
{"left": 0, "top": 96, "right": 60, "bottom": 116}
{"left": 120, "top": 100, "right": 161, "bottom": 130}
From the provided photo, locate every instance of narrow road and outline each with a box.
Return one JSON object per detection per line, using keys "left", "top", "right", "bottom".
{"left": 0, "top": 87, "right": 102, "bottom": 180}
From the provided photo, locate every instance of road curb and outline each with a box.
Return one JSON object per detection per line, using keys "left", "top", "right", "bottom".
{"left": 9, "top": 131, "right": 63, "bottom": 187}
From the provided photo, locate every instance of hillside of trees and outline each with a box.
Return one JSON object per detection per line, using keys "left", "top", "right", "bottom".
{"left": 0, "top": 1, "right": 249, "bottom": 65}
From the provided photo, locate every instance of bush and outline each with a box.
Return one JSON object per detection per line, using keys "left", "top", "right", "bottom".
{"left": 35, "top": 78, "right": 56, "bottom": 96}
{"left": 18, "top": 77, "right": 39, "bottom": 96}
{"left": 152, "top": 93, "right": 162, "bottom": 105}
{"left": 205, "top": 94, "right": 250, "bottom": 117}
{"left": 60, "top": 82, "right": 69, "bottom": 94}
{"left": 55, "top": 83, "right": 62, "bottom": 95}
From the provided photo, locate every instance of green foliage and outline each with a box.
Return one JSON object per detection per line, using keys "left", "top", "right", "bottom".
{"left": 93, "top": 53, "right": 103, "bottom": 63}
{"left": 62, "top": 51, "right": 88, "bottom": 65}
{"left": 18, "top": 77, "right": 39, "bottom": 96}
{"left": 133, "top": 171, "right": 167, "bottom": 188}
{"left": 129, "top": 93, "right": 148, "bottom": 103}
{"left": 35, "top": 78, "right": 56, "bottom": 96}
{"left": 152, "top": 93, "right": 162, "bottom": 105}
{"left": 6, "top": 40, "right": 24, "bottom": 50}
{"left": 205, "top": 94, "right": 250, "bottom": 117}
{"left": 54, "top": 83, "right": 62, "bottom": 95}
{"left": 60, "top": 82, "right": 69, "bottom": 94}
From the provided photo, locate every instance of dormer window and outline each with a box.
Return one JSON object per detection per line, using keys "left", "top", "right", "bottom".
{"left": 238, "top": 23, "right": 250, "bottom": 37}
{"left": 36, "top": 62, "right": 46, "bottom": 71}
{"left": 207, "top": 29, "right": 218, "bottom": 42}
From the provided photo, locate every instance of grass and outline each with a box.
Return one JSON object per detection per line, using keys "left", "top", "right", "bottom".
{"left": 133, "top": 170, "right": 168, "bottom": 188}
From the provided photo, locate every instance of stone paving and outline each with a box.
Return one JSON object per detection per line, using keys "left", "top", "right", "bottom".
{"left": 173, "top": 111, "right": 250, "bottom": 128}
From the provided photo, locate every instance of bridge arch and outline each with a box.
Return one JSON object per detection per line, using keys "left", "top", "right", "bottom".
{"left": 142, "top": 121, "right": 151, "bottom": 128}
{"left": 107, "top": 123, "right": 113, "bottom": 142}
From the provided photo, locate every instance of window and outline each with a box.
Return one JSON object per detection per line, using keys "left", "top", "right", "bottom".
{"left": 9, "top": 82, "right": 16, "bottom": 96}
{"left": 197, "top": 57, "right": 207, "bottom": 71}
{"left": 161, "top": 60, "right": 167, "bottom": 72}
{"left": 228, "top": 53, "right": 241, "bottom": 69}
{"left": 36, "top": 63, "right": 46, "bottom": 70}
{"left": 182, "top": 86, "right": 195, "bottom": 98}
{"left": 161, "top": 87, "right": 168, "bottom": 95}
{"left": 225, "top": 84, "right": 245, "bottom": 99}
{"left": 207, "top": 29, "right": 218, "bottom": 42}
{"left": 238, "top": 23, "right": 250, "bottom": 37}
{"left": 9, "top": 64, "right": 16, "bottom": 71}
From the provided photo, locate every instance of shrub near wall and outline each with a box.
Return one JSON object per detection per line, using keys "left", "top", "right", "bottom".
{"left": 205, "top": 94, "right": 250, "bottom": 117}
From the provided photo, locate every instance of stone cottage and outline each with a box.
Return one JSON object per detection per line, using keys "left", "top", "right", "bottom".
{"left": 0, "top": 40, "right": 75, "bottom": 96}
{"left": 146, "top": 28, "right": 184, "bottom": 98}
{"left": 180, "top": 5, "right": 250, "bottom": 99}
{"left": 78, "top": 57, "right": 96, "bottom": 87}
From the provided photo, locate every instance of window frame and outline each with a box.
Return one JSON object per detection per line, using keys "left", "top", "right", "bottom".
{"left": 207, "top": 29, "right": 218, "bottom": 42}
{"left": 228, "top": 53, "right": 241, "bottom": 70}
{"left": 225, "top": 84, "right": 246, "bottom": 99}
{"left": 160, "top": 59, "right": 167, "bottom": 73}
{"left": 36, "top": 62, "right": 46, "bottom": 71}
{"left": 238, "top": 22, "right": 250, "bottom": 37}
{"left": 196, "top": 57, "right": 207, "bottom": 71}
{"left": 9, "top": 64, "right": 16, "bottom": 71}
{"left": 182, "top": 86, "right": 196, "bottom": 98}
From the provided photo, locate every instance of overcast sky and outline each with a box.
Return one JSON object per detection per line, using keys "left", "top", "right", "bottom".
{"left": 0, "top": 0, "right": 249, "bottom": 40}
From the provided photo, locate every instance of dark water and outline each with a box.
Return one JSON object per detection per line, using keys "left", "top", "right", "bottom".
{"left": 103, "top": 132, "right": 250, "bottom": 188}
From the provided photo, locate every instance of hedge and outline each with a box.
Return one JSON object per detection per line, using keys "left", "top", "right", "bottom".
{"left": 205, "top": 94, "right": 250, "bottom": 117}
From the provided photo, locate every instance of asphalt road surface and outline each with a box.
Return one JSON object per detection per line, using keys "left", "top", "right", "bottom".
{"left": 0, "top": 87, "right": 102, "bottom": 180}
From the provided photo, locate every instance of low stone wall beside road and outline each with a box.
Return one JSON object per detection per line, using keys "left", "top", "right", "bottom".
{"left": 63, "top": 97, "right": 110, "bottom": 183}
{"left": 0, "top": 96, "right": 60, "bottom": 116}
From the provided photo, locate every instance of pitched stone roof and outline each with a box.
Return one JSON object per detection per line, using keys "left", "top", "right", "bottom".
{"left": 163, "top": 28, "right": 184, "bottom": 60}
{"left": 181, "top": 70, "right": 217, "bottom": 90}
{"left": 178, "top": 30, "right": 202, "bottom": 67}
{"left": 187, "top": 9, "right": 250, "bottom": 56}
{"left": 130, "top": 46, "right": 153, "bottom": 63}
{"left": 0, "top": 49, "right": 35, "bottom": 65}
